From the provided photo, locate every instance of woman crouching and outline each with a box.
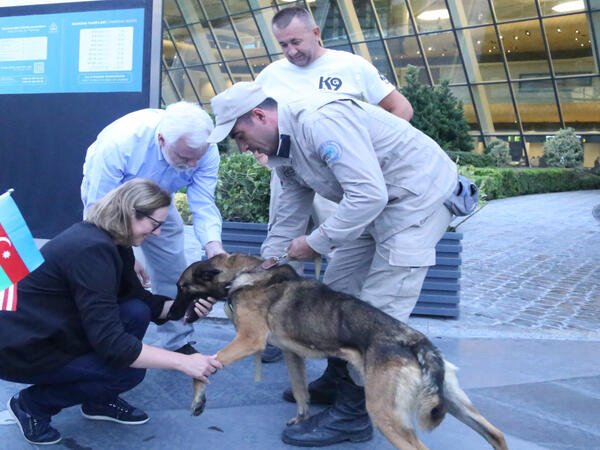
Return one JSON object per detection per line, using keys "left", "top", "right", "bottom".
{"left": 0, "top": 178, "right": 222, "bottom": 445}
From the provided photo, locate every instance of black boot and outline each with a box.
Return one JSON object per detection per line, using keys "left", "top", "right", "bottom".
{"left": 282, "top": 358, "right": 347, "bottom": 405}
{"left": 281, "top": 376, "right": 373, "bottom": 447}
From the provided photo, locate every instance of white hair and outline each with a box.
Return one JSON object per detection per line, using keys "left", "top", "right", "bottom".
{"left": 157, "top": 101, "right": 214, "bottom": 148}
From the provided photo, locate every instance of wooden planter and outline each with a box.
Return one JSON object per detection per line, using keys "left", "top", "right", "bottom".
{"left": 221, "top": 222, "right": 461, "bottom": 318}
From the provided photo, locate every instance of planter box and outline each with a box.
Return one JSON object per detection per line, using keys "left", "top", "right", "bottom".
{"left": 221, "top": 222, "right": 461, "bottom": 318}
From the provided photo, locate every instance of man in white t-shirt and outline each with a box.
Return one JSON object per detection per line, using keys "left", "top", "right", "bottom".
{"left": 255, "top": 8, "right": 413, "bottom": 281}
{"left": 250, "top": 6, "right": 415, "bottom": 447}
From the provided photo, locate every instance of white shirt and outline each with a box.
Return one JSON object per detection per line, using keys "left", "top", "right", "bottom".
{"left": 80, "top": 108, "right": 222, "bottom": 247}
{"left": 255, "top": 49, "right": 395, "bottom": 105}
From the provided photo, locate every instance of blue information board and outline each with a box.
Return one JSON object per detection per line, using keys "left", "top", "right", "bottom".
{"left": 0, "top": 8, "right": 145, "bottom": 94}
{"left": 0, "top": 0, "right": 161, "bottom": 239}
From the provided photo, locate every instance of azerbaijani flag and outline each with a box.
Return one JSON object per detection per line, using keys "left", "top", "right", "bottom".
{"left": 0, "top": 190, "right": 44, "bottom": 309}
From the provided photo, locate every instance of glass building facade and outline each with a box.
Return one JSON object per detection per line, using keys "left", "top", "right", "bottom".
{"left": 161, "top": 0, "right": 600, "bottom": 166}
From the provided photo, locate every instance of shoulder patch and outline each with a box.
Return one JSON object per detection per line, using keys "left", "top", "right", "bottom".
{"left": 318, "top": 140, "right": 343, "bottom": 165}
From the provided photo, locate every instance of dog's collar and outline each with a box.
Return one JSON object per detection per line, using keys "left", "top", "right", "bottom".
{"left": 259, "top": 253, "right": 289, "bottom": 271}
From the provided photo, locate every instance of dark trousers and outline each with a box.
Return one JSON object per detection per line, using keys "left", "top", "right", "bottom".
{"left": 2, "top": 299, "right": 150, "bottom": 418}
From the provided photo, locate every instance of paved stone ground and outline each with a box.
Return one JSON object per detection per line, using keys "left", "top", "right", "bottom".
{"left": 416, "top": 190, "right": 600, "bottom": 340}
{"left": 187, "top": 190, "right": 600, "bottom": 341}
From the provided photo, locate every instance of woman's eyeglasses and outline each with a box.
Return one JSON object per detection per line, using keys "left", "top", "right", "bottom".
{"left": 135, "top": 209, "right": 164, "bottom": 232}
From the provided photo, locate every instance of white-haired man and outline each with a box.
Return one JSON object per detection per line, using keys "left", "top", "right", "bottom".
{"left": 207, "top": 82, "right": 457, "bottom": 447}
{"left": 81, "top": 101, "right": 226, "bottom": 354}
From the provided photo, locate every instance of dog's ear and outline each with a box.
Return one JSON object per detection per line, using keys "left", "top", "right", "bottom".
{"left": 193, "top": 266, "right": 221, "bottom": 281}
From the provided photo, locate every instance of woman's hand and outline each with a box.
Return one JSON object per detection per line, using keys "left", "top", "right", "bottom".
{"left": 193, "top": 297, "right": 216, "bottom": 318}
{"left": 181, "top": 354, "right": 223, "bottom": 383}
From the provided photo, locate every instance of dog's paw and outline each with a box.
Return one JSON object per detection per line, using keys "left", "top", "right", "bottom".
{"left": 191, "top": 393, "right": 206, "bottom": 416}
{"left": 286, "top": 411, "right": 310, "bottom": 426}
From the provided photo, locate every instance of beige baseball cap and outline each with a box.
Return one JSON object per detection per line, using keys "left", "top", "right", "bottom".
{"left": 207, "top": 82, "right": 268, "bottom": 143}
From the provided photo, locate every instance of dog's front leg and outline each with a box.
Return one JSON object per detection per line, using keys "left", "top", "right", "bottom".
{"left": 190, "top": 333, "right": 266, "bottom": 416}
{"left": 191, "top": 379, "right": 207, "bottom": 416}
{"left": 282, "top": 350, "right": 310, "bottom": 425}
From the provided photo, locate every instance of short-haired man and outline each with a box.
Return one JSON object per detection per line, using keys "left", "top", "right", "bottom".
{"left": 207, "top": 82, "right": 457, "bottom": 447}
{"left": 255, "top": 6, "right": 414, "bottom": 363}
{"left": 81, "top": 101, "right": 226, "bottom": 354}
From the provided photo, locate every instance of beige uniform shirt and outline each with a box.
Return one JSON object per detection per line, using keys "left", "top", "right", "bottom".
{"left": 262, "top": 95, "right": 457, "bottom": 258}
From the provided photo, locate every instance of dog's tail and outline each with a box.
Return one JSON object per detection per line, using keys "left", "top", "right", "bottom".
{"left": 413, "top": 341, "right": 448, "bottom": 431}
{"left": 442, "top": 362, "right": 508, "bottom": 450}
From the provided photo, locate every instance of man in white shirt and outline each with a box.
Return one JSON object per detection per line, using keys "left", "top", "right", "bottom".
{"left": 255, "top": 6, "right": 414, "bottom": 365}
{"left": 81, "top": 101, "right": 226, "bottom": 354}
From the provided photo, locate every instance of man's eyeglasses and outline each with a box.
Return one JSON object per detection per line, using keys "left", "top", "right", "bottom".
{"left": 135, "top": 209, "right": 164, "bottom": 232}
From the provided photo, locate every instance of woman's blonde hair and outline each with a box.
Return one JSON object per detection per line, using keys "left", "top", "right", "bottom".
{"left": 87, "top": 178, "right": 171, "bottom": 246}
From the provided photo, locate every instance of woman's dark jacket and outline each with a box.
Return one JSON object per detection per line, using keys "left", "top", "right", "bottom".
{"left": 0, "top": 222, "right": 169, "bottom": 378}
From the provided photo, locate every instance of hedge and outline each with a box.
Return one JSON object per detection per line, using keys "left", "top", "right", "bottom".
{"left": 460, "top": 167, "right": 600, "bottom": 200}
{"left": 176, "top": 153, "right": 270, "bottom": 224}
{"left": 174, "top": 155, "right": 600, "bottom": 224}
{"left": 446, "top": 150, "right": 494, "bottom": 167}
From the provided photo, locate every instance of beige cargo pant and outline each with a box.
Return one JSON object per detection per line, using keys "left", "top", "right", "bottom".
{"left": 323, "top": 204, "right": 452, "bottom": 323}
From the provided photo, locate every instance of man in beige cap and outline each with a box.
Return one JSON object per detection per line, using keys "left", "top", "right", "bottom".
{"left": 207, "top": 81, "right": 458, "bottom": 448}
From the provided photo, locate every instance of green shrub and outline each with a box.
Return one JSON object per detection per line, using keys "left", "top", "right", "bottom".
{"left": 400, "top": 65, "right": 473, "bottom": 153}
{"left": 459, "top": 167, "right": 600, "bottom": 200}
{"left": 484, "top": 140, "right": 511, "bottom": 167}
{"left": 174, "top": 192, "right": 192, "bottom": 224}
{"left": 216, "top": 153, "right": 270, "bottom": 222}
{"left": 175, "top": 153, "right": 270, "bottom": 224}
{"left": 446, "top": 150, "right": 494, "bottom": 167}
{"left": 542, "top": 128, "right": 583, "bottom": 168}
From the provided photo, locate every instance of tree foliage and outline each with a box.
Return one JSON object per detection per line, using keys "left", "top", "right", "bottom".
{"left": 542, "top": 128, "right": 583, "bottom": 168}
{"left": 400, "top": 65, "right": 473, "bottom": 153}
{"left": 484, "top": 139, "right": 512, "bottom": 167}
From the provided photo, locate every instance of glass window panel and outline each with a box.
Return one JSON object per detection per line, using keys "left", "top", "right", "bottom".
{"left": 162, "top": 32, "right": 178, "bottom": 69}
{"left": 351, "top": 0, "right": 381, "bottom": 40}
{"left": 201, "top": 0, "right": 228, "bottom": 19}
{"left": 540, "top": 0, "right": 586, "bottom": 16}
{"left": 328, "top": 43, "right": 353, "bottom": 52}
{"left": 226, "top": 59, "right": 253, "bottom": 82}
{"left": 455, "top": 26, "right": 506, "bottom": 82}
{"left": 167, "top": 68, "right": 199, "bottom": 102}
{"left": 249, "top": 56, "right": 274, "bottom": 77}
{"left": 474, "top": 83, "right": 519, "bottom": 132}
{"left": 224, "top": 0, "right": 251, "bottom": 15}
{"left": 319, "top": 1, "right": 351, "bottom": 47}
{"left": 556, "top": 77, "right": 600, "bottom": 131}
{"left": 187, "top": 66, "right": 217, "bottom": 103}
{"left": 408, "top": 0, "right": 452, "bottom": 33}
{"left": 372, "top": 0, "right": 413, "bottom": 38}
{"left": 447, "top": 0, "right": 492, "bottom": 27}
{"left": 231, "top": 13, "right": 268, "bottom": 58}
{"left": 164, "top": 0, "right": 185, "bottom": 27}
{"left": 189, "top": 23, "right": 221, "bottom": 63}
{"left": 387, "top": 36, "right": 428, "bottom": 85}
{"left": 544, "top": 14, "right": 598, "bottom": 75}
{"left": 512, "top": 80, "right": 560, "bottom": 131}
{"left": 252, "top": 8, "right": 279, "bottom": 54}
{"left": 491, "top": 0, "right": 538, "bottom": 21}
{"left": 449, "top": 86, "right": 479, "bottom": 130}
{"left": 170, "top": 26, "right": 203, "bottom": 66}
{"left": 212, "top": 20, "right": 245, "bottom": 60}
{"left": 359, "top": 41, "right": 395, "bottom": 83}
{"left": 161, "top": 68, "right": 181, "bottom": 104}
{"left": 591, "top": 0, "right": 600, "bottom": 8}
{"left": 499, "top": 20, "right": 550, "bottom": 80}
{"left": 420, "top": 31, "right": 466, "bottom": 84}
{"left": 176, "top": 0, "right": 204, "bottom": 23}
{"left": 204, "top": 62, "right": 235, "bottom": 92}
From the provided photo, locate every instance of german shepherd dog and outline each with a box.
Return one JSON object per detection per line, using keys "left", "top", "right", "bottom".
{"left": 167, "top": 254, "right": 507, "bottom": 450}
